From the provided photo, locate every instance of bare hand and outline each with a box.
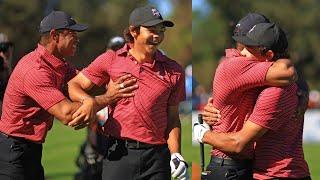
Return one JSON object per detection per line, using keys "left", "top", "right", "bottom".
{"left": 104, "top": 74, "right": 139, "bottom": 105}
{"left": 201, "top": 97, "right": 221, "bottom": 125}
{"left": 68, "top": 98, "right": 97, "bottom": 128}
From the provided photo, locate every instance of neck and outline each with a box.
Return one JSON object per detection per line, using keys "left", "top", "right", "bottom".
{"left": 42, "top": 42, "right": 64, "bottom": 60}
{"left": 130, "top": 42, "right": 156, "bottom": 63}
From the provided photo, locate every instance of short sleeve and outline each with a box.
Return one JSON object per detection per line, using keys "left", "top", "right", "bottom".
{"left": 24, "top": 69, "right": 66, "bottom": 110}
{"left": 168, "top": 69, "right": 186, "bottom": 106}
{"left": 82, "top": 51, "right": 113, "bottom": 86}
{"left": 248, "top": 85, "right": 298, "bottom": 131}
{"left": 223, "top": 59, "right": 273, "bottom": 90}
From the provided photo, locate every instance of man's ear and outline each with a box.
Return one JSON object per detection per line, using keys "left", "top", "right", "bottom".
{"left": 265, "top": 50, "right": 274, "bottom": 61}
{"left": 129, "top": 26, "right": 139, "bottom": 39}
{"left": 49, "top": 29, "right": 59, "bottom": 42}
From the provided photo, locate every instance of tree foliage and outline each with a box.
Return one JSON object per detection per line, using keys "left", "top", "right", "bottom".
{"left": 0, "top": 0, "right": 191, "bottom": 69}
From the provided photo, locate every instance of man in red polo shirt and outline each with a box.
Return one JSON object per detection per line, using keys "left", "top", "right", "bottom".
{"left": 193, "top": 14, "right": 298, "bottom": 180}
{"left": 0, "top": 11, "right": 137, "bottom": 180}
{"left": 194, "top": 23, "right": 310, "bottom": 180}
{"left": 68, "top": 5, "right": 188, "bottom": 180}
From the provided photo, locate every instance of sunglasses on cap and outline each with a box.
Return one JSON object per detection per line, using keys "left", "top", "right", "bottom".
{"left": 0, "top": 42, "right": 13, "bottom": 53}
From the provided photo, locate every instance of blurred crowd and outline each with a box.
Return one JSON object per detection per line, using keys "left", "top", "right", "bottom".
{"left": 308, "top": 89, "right": 320, "bottom": 109}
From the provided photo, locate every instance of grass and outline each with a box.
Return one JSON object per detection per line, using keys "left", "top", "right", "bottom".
{"left": 43, "top": 117, "right": 320, "bottom": 180}
{"left": 43, "top": 121, "right": 86, "bottom": 180}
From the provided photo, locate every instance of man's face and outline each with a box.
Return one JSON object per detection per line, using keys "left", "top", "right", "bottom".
{"left": 136, "top": 23, "right": 166, "bottom": 53}
{"left": 56, "top": 29, "right": 79, "bottom": 57}
{"left": 240, "top": 46, "right": 269, "bottom": 62}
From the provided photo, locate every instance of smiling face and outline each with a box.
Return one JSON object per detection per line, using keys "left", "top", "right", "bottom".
{"left": 55, "top": 29, "right": 79, "bottom": 57}
{"left": 131, "top": 23, "right": 166, "bottom": 54}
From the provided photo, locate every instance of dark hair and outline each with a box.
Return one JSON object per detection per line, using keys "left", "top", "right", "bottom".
{"left": 255, "top": 46, "right": 289, "bottom": 61}
{"left": 123, "top": 26, "right": 140, "bottom": 43}
{"left": 39, "top": 29, "right": 66, "bottom": 45}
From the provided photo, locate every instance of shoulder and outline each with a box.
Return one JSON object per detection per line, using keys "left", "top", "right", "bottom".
{"left": 97, "top": 50, "right": 116, "bottom": 60}
{"left": 259, "top": 84, "right": 298, "bottom": 103}
{"left": 158, "top": 53, "right": 184, "bottom": 74}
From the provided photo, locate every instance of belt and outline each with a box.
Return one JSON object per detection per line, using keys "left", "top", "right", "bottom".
{"left": 210, "top": 156, "right": 252, "bottom": 167}
{"left": 107, "top": 136, "right": 158, "bottom": 149}
{"left": 0, "top": 131, "right": 30, "bottom": 143}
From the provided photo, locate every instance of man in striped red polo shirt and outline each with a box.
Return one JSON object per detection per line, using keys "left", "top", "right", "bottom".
{"left": 193, "top": 14, "right": 298, "bottom": 180}
{"left": 195, "top": 23, "right": 310, "bottom": 179}
{"left": 0, "top": 11, "right": 137, "bottom": 180}
{"left": 68, "top": 5, "right": 188, "bottom": 180}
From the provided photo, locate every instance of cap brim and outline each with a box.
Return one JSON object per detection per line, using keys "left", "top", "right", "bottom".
{"left": 68, "top": 23, "right": 88, "bottom": 32}
{"left": 232, "top": 35, "right": 260, "bottom": 46}
{"left": 141, "top": 19, "right": 174, "bottom": 27}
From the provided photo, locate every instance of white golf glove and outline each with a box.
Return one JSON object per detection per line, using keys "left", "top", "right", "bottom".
{"left": 170, "top": 153, "right": 189, "bottom": 180}
{"left": 193, "top": 122, "right": 210, "bottom": 143}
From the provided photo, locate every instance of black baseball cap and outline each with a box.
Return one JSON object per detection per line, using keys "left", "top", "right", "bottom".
{"left": 129, "top": 5, "right": 174, "bottom": 27}
{"left": 39, "top": 11, "right": 88, "bottom": 33}
{"left": 232, "top": 23, "right": 288, "bottom": 53}
{"left": 233, "top": 13, "right": 270, "bottom": 38}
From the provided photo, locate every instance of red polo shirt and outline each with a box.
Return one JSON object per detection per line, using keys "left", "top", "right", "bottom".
{"left": 211, "top": 49, "right": 273, "bottom": 159}
{"left": 0, "top": 44, "right": 76, "bottom": 143}
{"left": 249, "top": 84, "right": 310, "bottom": 179}
{"left": 82, "top": 44, "right": 185, "bottom": 144}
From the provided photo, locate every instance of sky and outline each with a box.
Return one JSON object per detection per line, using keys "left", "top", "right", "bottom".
{"left": 192, "top": 0, "right": 212, "bottom": 17}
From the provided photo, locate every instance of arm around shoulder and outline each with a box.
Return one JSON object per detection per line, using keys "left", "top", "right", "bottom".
{"left": 265, "top": 58, "right": 297, "bottom": 86}
{"left": 202, "top": 120, "right": 268, "bottom": 154}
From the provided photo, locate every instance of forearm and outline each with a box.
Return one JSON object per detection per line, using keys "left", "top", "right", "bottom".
{"left": 68, "top": 81, "right": 93, "bottom": 102}
{"left": 167, "top": 105, "right": 182, "bottom": 154}
{"left": 60, "top": 102, "right": 82, "bottom": 124}
{"left": 202, "top": 131, "right": 244, "bottom": 154}
{"left": 167, "top": 120, "right": 181, "bottom": 154}
{"left": 265, "top": 58, "right": 297, "bottom": 86}
{"left": 69, "top": 85, "right": 111, "bottom": 111}
{"left": 49, "top": 99, "right": 82, "bottom": 125}
{"left": 94, "top": 94, "right": 113, "bottom": 111}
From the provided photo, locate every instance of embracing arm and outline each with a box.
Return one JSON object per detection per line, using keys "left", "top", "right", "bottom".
{"left": 67, "top": 72, "right": 138, "bottom": 127}
{"left": 265, "top": 59, "right": 297, "bottom": 86}
{"left": 47, "top": 99, "right": 81, "bottom": 125}
{"left": 202, "top": 120, "right": 267, "bottom": 154}
{"left": 68, "top": 72, "right": 137, "bottom": 109}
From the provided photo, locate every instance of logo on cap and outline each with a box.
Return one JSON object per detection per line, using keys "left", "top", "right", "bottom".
{"left": 151, "top": 8, "right": 161, "bottom": 17}
{"left": 248, "top": 25, "right": 256, "bottom": 34}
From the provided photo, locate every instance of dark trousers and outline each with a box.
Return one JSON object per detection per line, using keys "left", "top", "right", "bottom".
{"left": 201, "top": 156, "right": 253, "bottom": 180}
{"left": 0, "top": 132, "right": 44, "bottom": 180}
{"left": 102, "top": 138, "right": 171, "bottom": 180}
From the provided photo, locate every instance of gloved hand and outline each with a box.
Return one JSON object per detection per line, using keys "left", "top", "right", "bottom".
{"left": 193, "top": 122, "right": 210, "bottom": 143}
{"left": 170, "top": 153, "right": 189, "bottom": 180}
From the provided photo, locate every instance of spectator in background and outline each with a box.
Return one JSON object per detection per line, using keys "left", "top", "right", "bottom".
{"left": 0, "top": 33, "right": 13, "bottom": 115}
{"left": 106, "top": 36, "right": 125, "bottom": 52}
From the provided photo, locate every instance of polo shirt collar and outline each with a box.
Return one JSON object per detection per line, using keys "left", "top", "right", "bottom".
{"left": 36, "top": 44, "right": 68, "bottom": 70}
{"left": 117, "top": 43, "right": 167, "bottom": 63}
